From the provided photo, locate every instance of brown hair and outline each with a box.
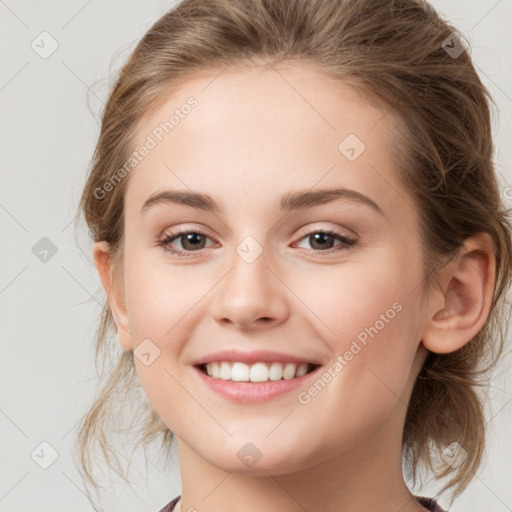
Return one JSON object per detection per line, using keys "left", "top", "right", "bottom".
{"left": 75, "top": 0, "right": 512, "bottom": 506}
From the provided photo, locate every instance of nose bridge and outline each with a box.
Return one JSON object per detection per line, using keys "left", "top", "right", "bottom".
{"left": 231, "top": 234, "right": 270, "bottom": 292}
{"left": 210, "top": 233, "right": 288, "bottom": 328}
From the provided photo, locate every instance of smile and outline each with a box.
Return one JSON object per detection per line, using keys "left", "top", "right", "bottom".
{"left": 194, "top": 362, "right": 321, "bottom": 403}
{"left": 200, "top": 361, "right": 317, "bottom": 382}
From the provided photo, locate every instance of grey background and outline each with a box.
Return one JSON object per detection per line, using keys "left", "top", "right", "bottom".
{"left": 0, "top": 1, "right": 511, "bottom": 511}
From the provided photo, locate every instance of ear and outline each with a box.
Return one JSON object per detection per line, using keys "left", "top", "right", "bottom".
{"left": 93, "top": 241, "right": 133, "bottom": 351}
{"left": 421, "top": 233, "right": 496, "bottom": 354}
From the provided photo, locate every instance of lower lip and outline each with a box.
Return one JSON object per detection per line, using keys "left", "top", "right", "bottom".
{"left": 193, "top": 365, "right": 321, "bottom": 403}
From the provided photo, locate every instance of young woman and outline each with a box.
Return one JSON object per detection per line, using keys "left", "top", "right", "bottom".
{"left": 75, "top": 1, "right": 512, "bottom": 511}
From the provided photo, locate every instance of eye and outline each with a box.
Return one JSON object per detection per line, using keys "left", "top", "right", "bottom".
{"left": 157, "top": 229, "right": 215, "bottom": 256}
{"left": 157, "top": 228, "right": 357, "bottom": 257}
{"left": 293, "top": 229, "right": 357, "bottom": 254}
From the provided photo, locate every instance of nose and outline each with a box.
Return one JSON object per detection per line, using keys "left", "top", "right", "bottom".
{"left": 209, "top": 243, "right": 290, "bottom": 331}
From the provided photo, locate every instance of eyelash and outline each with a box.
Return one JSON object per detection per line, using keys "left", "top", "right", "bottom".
{"left": 157, "top": 228, "right": 357, "bottom": 257}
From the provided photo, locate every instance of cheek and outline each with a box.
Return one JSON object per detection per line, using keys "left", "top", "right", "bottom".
{"left": 296, "top": 244, "right": 422, "bottom": 342}
{"left": 302, "top": 245, "right": 425, "bottom": 394}
{"left": 123, "top": 252, "right": 205, "bottom": 341}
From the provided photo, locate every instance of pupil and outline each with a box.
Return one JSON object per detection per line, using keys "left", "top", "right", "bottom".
{"left": 183, "top": 233, "right": 204, "bottom": 250}
{"left": 311, "top": 233, "right": 334, "bottom": 250}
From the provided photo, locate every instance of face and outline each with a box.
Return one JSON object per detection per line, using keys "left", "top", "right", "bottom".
{"left": 108, "top": 62, "right": 431, "bottom": 475}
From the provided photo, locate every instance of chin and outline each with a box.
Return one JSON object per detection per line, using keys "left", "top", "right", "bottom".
{"left": 204, "top": 444, "right": 320, "bottom": 476}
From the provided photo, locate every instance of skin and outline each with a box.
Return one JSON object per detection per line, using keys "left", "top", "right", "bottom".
{"left": 94, "top": 61, "right": 495, "bottom": 512}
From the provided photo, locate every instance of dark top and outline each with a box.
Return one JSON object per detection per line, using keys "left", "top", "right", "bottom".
{"left": 158, "top": 494, "right": 446, "bottom": 511}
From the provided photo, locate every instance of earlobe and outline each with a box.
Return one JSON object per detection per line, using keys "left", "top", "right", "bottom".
{"left": 421, "top": 233, "right": 495, "bottom": 355}
{"left": 92, "top": 241, "right": 133, "bottom": 351}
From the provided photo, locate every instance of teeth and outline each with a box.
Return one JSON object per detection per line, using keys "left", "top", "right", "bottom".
{"left": 220, "top": 362, "right": 231, "bottom": 380}
{"left": 203, "top": 361, "right": 311, "bottom": 382}
{"left": 269, "top": 362, "right": 283, "bottom": 381}
{"left": 249, "top": 362, "right": 268, "bottom": 382}
{"left": 295, "top": 363, "right": 309, "bottom": 377}
{"left": 232, "top": 362, "right": 249, "bottom": 381}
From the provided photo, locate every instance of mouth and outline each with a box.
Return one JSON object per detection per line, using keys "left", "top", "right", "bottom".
{"left": 196, "top": 361, "right": 320, "bottom": 383}
{"left": 191, "top": 351, "right": 324, "bottom": 402}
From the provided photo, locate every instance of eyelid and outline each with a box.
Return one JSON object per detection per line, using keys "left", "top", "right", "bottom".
{"left": 293, "top": 223, "right": 357, "bottom": 241}
{"left": 158, "top": 223, "right": 215, "bottom": 242}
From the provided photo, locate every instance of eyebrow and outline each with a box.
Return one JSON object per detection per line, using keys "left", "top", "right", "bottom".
{"left": 141, "top": 187, "right": 383, "bottom": 216}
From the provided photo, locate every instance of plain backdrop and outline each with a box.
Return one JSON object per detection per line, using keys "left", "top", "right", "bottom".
{"left": 0, "top": 1, "right": 511, "bottom": 511}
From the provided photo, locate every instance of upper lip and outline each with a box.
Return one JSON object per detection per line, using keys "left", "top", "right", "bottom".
{"left": 191, "top": 349, "right": 322, "bottom": 366}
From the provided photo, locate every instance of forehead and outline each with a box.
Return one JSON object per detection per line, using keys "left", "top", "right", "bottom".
{"left": 125, "top": 62, "right": 408, "bottom": 219}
